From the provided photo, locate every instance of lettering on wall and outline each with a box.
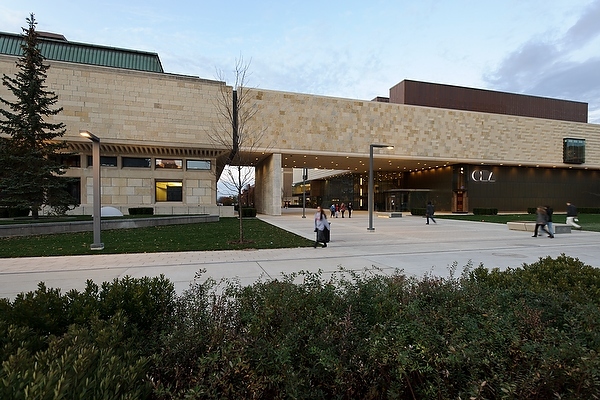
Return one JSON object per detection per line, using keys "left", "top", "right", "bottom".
{"left": 471, "top": 169, "right": 496, "bottom": 183}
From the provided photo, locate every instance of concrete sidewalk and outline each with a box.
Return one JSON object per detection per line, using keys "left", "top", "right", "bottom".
{"left": 1, "top": 209, "right": 599, "bottom": 300}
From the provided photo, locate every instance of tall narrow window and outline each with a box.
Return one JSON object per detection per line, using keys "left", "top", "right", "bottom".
{"left": 563, "top": 138, "right": 585, "bottom": 164}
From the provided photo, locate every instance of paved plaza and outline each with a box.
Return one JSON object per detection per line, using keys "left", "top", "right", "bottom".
{"left": 1, "top": 209, "right": 599, "bottom": 300}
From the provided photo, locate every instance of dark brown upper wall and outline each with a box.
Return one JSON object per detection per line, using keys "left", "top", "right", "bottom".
{"left": 389, "top": 80, "right": 588, "bottom": 123}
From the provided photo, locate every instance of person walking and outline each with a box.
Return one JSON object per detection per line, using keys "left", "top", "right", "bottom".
{"left": 566, "top": 202, "right": 581, "bottom": 229}
{"left": 314, "top": 206, "right": 331, "bottom": 248}
{"left": 340, "top": 203, "right": 346, "bottom": 218}
{"left": 426, "top": 201, "right": 436, "bottom": 224}
{"left": 545, "top": 205, "right": 554, "bottom": 237}
{"left": 533, "top": 206, "right": 553, "bottom": 238}
{"left": 347, "top": 202, "right": 353, "bottom": 218}
{"left": 330, "top": 204, "right": 336, "bottom": 218}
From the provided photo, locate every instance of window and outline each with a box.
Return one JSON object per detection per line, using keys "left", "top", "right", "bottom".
{"left": 186, "top": 160, "right": 211, "bottom": 170}
{"left": 87, "top": 155, "right": 117, "bottom": 167}
{"left": 155, "top": 181, "right": 182, "bottom": 202}
{"left": 155, "top": 158, "right": 183, "bottom": 169}
{"left": 122, "top": 157, "right": 151, "bottom": 168}
{"left": 65, "top": 178, "right": 81, "bottom": 204}
{"left": 563, "top": 138, "right": 585, "bottom": 164}
{"left": 53, "top": 154, "right": 81, "bottom": 168}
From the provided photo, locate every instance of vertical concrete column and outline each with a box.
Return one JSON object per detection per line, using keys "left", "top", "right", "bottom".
{"left": 254, "top": 153, "right": 282, "bottom": 216}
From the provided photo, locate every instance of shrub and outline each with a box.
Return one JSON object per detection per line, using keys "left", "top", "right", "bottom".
{"left": 3, "top": 258, "right": 600, "bottom": 399}
{"left": 128, "top": 207, "right": 154, "bottom": 215}
{"left": 240, "top": 207, "right": 257, "bottom": 217}
{"left": 579, "top": 207, "right": 600, "bottom": 214}
{"left": 0, "top": 314, "right": 151, "bottom": 400}
{"left": 473, "top": 207, "right": 498, "bottom": 215}
{"left": 411, "top": 207, "right": 426, "bottom": 215}
{"left": 0, "top": 207, "right": 31, "bottom": 218}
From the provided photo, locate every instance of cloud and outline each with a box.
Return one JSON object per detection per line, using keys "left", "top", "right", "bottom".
{"left": 484, "top": 0, "right": 600, "bottom": 123}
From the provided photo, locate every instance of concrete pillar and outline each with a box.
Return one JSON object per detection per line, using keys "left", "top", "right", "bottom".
{"left": 255, "top": 153, "right": 282, "bottom": 215}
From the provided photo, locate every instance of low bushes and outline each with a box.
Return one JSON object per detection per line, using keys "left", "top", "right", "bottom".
{"left": 128, "top": 207, "right": 154, "bottom": 216}
{"left": 240, "top": 207, "right": 257, "bottom": 217}
{"left": 473, "top": 207, "right": 498, "bottom": 215}
{"left": 1, "top": 255, "right": 600, "bottom": 399}
{"left": 411, "top": 207, "right": 426, "bottom": 215}
{"left": 0, "top": 207, "right": 30, "bottom": 218}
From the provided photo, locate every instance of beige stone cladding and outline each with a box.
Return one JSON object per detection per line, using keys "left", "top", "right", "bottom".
{"left": 0, "top": 55, "right": 230, "bottom": 213}
{"left": 245, "top": 88, "right": 600, "bottom": 168}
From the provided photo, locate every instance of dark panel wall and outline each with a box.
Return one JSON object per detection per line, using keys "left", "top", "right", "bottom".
{"left": 389, "top": 80, "right": 588, "bottom": 123}
{"left": 463, "top": 165, "right": 600, "bottom": 212}
{"left": 404, "top": 167, "right": 454, "bottom": 211}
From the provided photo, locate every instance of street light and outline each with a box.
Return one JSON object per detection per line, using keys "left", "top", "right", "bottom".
{"left": 80, "top": 130, "right": 104, "bottom": 250}
{"left": 302, "top": 167, "right": 308, "bottom": 218}
{"left": 368, "top": 144, "right": 394, "bottom": 231}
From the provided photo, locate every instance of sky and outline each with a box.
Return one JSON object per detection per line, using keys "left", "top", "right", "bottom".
{"left": 1, "top": 0, "right": 599, "bottom": 124}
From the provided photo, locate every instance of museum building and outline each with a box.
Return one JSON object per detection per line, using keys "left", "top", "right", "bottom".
{"left": 1, "top": 30, "right": 599, "bottom": 216}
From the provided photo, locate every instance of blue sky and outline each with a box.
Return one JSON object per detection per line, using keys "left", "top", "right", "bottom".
{"left": 1, "top": 0, "right": 599, "bottom": 123}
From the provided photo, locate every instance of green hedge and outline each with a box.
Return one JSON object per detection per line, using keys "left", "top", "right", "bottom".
{"left": 411, "top": 207, "right": 426, "bottom": 215}
{"left": 0, "top": 207, "right": 30, "bottom": 218}
{"left": 473, "top": 207, "right": 498, "bottom": 215}
{"left": 240, "top": 207, "right": 257, "bottom": 217}
{"left": 128, "top": 207, "right": 154, "bottom": 215}
{"left": 579, "top": 207, "right": 600, "bottom": 214}
{"left": 2, "top": 256, "right": 600, "bottom": 399}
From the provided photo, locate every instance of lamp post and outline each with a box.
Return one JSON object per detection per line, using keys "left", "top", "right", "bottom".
{"left": 80, "top": 130, "right": 104, "bottom": 250}
{"left": 302, "top": 167, "right": 308, "bottom": 218}
{"left": 368, "top": 144, "right": 394, "bottom": 231}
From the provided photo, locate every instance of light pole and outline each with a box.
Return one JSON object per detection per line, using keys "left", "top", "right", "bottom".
{"left": 302, "top": 167, "right": 308, "bottom": 218}
{"left": 80, "top": 130, "right": 104, "bottom": 250}
{"left": 368, "top": 144, "right": 394, "bottom": 231}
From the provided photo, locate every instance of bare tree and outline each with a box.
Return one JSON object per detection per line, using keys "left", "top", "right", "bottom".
{"left": 210, "top": 57, "right": 269, "bottom": 243}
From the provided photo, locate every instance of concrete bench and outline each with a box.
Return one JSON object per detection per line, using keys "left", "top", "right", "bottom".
{"left": 377, "top": 212, "right": 402, "bottom": 218}
{"left": 507, "top": 221, "right": 571, "bottom": 234}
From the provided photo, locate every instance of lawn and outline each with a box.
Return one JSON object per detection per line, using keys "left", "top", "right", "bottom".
{"left": 435, "top": 212, "right": 600, "bottom": 232}
{"left": 1, "top": 213, "right": 599, "bottom": 258}
{"left": 0, "top": 217, "right": 314, "bottom": 258}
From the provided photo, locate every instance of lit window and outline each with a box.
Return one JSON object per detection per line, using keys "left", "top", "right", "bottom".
{"left": 186, "top": 160, "right": 211, "bottom": 170}
{"left": 155, "top": 181, "right": 182, "bottom": 202}
{"left": 563, "top": 138, "right": 585, "bottom": 164}
{"left": 155, "top": 159, "right": 183, "bottom": 169}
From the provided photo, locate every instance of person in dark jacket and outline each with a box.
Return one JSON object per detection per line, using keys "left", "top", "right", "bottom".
{"left": 566, "top": 202, "right": 581, "bottom": 229}
{"left": 533, "top": 206, "right": 553, "bottom": 238}
{"left": 426, "top": 201, "right": 436, "bottom": 224}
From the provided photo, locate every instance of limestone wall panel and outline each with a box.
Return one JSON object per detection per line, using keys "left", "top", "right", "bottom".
{"left": 246, "top": 89, "right": 600, "bottom": 167}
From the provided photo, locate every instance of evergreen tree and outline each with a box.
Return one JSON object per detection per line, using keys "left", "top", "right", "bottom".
{"left": 0, "top": 14, "right": 77, "bottom": 218}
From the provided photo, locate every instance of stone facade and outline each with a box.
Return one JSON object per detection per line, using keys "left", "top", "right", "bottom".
{"left": 246, "top": 88, "right": 600, "bottom": 168}
{"left": 2, "top": 52, "right": 600, "bottom": 216}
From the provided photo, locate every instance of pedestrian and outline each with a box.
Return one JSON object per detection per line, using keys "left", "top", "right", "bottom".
{"left": 545, "top": 205, "right": 554, "bottom": 237}
{"left": 566, "top": 202, "right": 581, "bottom": 229}
{"left": 330, "top": 204, "right": 336, "bottom": 218}
{"left": 340, "top": 203, "right": 346, "bottom": 218}
{"left": 533, "top": 206, "right": 553, "bottom": 238}
{"left": 426, "top": 201, "right": 436, "bottom": 224}
{"left": 314, "top": 206, "right": 331, "bottom": 248}
{"left": 347, "top": 202, "right": 353, "bottom": 218}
